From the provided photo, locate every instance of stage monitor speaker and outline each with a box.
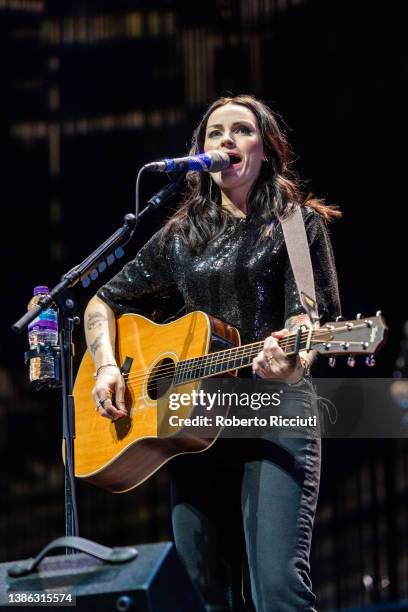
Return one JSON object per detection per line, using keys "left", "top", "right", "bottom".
{"left": 0, "top": 541, "right": 205, "bottom": 611}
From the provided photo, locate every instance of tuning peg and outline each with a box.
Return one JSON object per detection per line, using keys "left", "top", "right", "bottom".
{"left": 347, "top": 355, "right": 356, "bottom": 367}
{"left": 356, "top": 313, "right": 363, "bottom": 320}
{"left": 335, "top": 316, "right": 344, "bottom": 322}
{"left": 328, "top": 356, "right": 336, "bottom": 367}
{"left": 376, "top": 310, "right": 382, "bottom": 317}
{"left": 365, "top": 354, "right": 376, "bottom": 367}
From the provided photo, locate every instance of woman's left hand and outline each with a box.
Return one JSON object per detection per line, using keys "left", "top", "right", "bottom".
{"left": 252, "top": 328, "right": 302, "bottom": 381}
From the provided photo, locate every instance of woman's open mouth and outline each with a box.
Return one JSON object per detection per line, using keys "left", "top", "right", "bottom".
{"left": 227, "top": 153, "right": 242, "bottom": 167}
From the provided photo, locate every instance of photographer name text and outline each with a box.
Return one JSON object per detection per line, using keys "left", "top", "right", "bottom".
{"left": 168, "top": 414, "right": 317, "bottom": 428}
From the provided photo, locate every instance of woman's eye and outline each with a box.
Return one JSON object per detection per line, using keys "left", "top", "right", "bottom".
{"left": 236, "top": 125, "right": 252, "bottom": 134}
{"left": 207, "top": 125, "right": 252, "bottom": 138}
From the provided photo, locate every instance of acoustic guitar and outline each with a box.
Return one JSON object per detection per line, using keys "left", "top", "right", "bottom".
{"left": 72, "top": 311, "right": 387, "bottom": 493}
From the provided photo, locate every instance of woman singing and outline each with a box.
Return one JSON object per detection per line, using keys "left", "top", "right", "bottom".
{"left": 84, "top": 94, "right": 341, "bottom": 611}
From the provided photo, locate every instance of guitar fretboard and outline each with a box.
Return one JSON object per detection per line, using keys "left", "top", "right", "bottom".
{"left": 174, "top": 328, "right": 314, "bottom": 384}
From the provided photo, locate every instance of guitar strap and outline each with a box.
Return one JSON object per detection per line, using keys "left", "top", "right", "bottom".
{"left": 279, "top": 206, "right": 320, "bottom": 325}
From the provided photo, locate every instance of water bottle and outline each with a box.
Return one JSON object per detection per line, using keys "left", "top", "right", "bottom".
{"left": 27, "top": 286, "right": 58, "bottom": 383}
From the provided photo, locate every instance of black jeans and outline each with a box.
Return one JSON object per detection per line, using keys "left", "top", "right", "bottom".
{"left": 169, "top": 379, "right": 321, "bottom": 612}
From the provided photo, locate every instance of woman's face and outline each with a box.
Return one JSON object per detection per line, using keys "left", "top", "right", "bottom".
{"left": 203, "top": 102, "right": 265, "bottom": 201}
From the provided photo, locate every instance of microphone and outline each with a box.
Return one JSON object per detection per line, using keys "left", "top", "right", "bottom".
{"left": 143, "top": 150, "right": 230, "bottom": 173}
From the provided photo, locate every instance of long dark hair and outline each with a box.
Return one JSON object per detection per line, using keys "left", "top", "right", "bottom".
{"left": 163, "top": 94, "right": 340, "bottom": 254}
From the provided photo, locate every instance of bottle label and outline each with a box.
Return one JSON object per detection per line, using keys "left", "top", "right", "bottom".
{"left": 28, "top": 310, "right": 58, "bottom": 332}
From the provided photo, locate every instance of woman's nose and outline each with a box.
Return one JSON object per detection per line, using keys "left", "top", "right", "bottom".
{"left": 220, "top": 132, "right": 235, "bottom": 147}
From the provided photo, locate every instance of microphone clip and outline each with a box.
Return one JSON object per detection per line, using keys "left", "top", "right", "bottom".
{"left": 145, "top": 174, "right": 184, "bottom": 213}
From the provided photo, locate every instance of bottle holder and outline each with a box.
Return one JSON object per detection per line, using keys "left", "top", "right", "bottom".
{"left": 25, "top": 344, "right": 61, "bottom": 389}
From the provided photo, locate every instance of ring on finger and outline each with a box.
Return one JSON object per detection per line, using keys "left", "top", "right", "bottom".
{"left": 266, "top": 356, "right": 274, "bottom": 366}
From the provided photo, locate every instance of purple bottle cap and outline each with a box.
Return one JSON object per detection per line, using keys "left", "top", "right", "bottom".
{"left": 33, "top": 286, "right": 49, "bottom": 296}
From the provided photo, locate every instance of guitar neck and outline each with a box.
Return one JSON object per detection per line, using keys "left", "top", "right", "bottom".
{"left": 174, "top": 328, "right": 312, "bottom": 384}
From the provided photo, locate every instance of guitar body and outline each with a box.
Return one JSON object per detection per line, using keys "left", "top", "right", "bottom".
{"left": 73, "top": 311, "right": 240, "bottom": 493}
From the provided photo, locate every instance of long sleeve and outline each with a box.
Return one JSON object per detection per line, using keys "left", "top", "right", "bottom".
{"left": 97, "top": 228, "right": 184, "bottom": 322}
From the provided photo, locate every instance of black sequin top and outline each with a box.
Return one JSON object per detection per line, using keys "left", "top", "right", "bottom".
{"left": 97, "top": 207, "right": 340, "bottom": 345}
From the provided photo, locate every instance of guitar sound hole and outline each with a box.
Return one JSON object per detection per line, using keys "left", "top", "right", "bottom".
{"left": 147, "top": 358, "right": 175, "bottom": 400}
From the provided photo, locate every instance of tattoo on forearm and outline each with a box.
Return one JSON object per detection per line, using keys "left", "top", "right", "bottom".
{"left": 86, "top": 311, "right": 108, "bottom": 331}
{"left": 89, "top": 333, "right": 104, "bottom": 356}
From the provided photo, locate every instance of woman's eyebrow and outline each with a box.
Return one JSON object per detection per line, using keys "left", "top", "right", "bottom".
{"left": 207, "top": 120, "right": 255, "bottom": 129}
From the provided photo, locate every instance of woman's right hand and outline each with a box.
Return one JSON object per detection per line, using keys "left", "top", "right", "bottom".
{"left": 92, "top": 365, "right": 127, "bottom": 420}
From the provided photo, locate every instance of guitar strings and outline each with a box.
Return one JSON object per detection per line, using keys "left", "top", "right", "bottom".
{"left": 121, "top": 329, "right": 332, "bottom": 386}
{"left": 122, "top": 332, "right": 368, "bottom": 388}
{"left": 122, "top": 330, "right": 336, "bottom": 386}
{"left": 122, "top": 331, "right": 312, "bottom": 383}
{"left": 127, "top": 321, "right": 371, "bottom": 385}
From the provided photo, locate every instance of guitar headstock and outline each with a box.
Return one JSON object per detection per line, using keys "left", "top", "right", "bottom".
{"left": 312, "top": 312, "right": 388, "bottom": 364}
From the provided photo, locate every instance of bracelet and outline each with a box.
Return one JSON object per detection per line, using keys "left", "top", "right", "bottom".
{"left": 287, "top": 356, "right": 311, "bottom": 385}
{"left": 93, "top": 363, "right": 120, "bottom": 379}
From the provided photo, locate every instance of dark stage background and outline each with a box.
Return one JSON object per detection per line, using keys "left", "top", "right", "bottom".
{"left": 1, "top": 0, "right": 408, "bottom": 609}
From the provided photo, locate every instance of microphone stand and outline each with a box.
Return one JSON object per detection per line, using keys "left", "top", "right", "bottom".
{"left": 11, "top": 174, "right": 182, "bottom": 548}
